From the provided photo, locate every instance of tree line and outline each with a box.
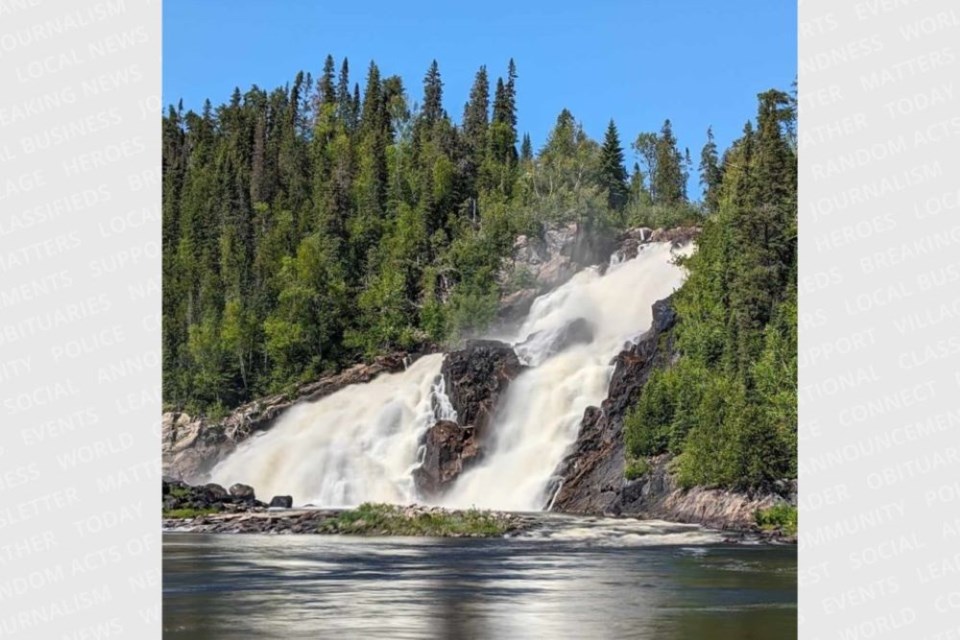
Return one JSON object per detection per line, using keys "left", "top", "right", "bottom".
{"left": 624, "top": 89, "right": 797, "bottom": 491}
{"left": 162, "top": 54, "right": 782, "bottom": 440}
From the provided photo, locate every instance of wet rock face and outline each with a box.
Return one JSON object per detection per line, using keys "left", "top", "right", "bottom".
{"left": 414, "top": 341, "right": 524, "bottom": 500}
{"left": 162, "top": 352, "right": 414, "bottom": 484}
{"left": 412, "top": 420, "right": 480, "bottom": 499}
{"left": 440, "top": 340, "right": 524, "bottom": 435}
{"left": 549, "top": 297, "right": 678, "bottom": 515}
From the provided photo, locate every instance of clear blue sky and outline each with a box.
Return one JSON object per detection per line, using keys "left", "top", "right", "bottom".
{"left": 164, "top": 0, "right": 795, "bottom": 190}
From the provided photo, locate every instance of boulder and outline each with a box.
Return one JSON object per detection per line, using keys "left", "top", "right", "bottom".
{"left": 203, "top": 483, "right": 229, "bottom": 500}
{"left": 498, "top": 288, "right": 538, "bottom": 323}
{"left": 269, "top": 495, "right": 293, "bottom": 508}
{"left": 413, "top": 421, "right": 480, "bottom": 499}
{"left": 649, "top": 226, "right": 700, "bottom": 246}
{"left": 441, "top": 340, "right": 524, "bottom": 435}
{"left": 228, "top": 483, "right": 256, "bottom": 501}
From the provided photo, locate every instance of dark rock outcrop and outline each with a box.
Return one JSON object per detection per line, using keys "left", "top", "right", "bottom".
{"left": 162, "top": 352, "right": 416, "bottom": 483}
{"left": 269, "top": 495, "right": 293, "bottom": 508}
{"left": 549, "top": 297, "right": 678, "bottom": 514}
{"left": 412, "top": 420, "right": 480, "bottom": 499}
{"left": 162, "top": 479, "right": 267, "bottom": 513}
{"left": 414, "top": 341, "right": 524, "bottom": 499}
{"left": 441, "top": 340, "right": 523, "bottom": 434}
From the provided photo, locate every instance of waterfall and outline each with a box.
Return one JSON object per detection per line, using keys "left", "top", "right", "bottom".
{"left": 440, "top": 242, "right": 687, "bottom": 510}
{"left": 210, "top": 355, "right": 446, "bottom": 506}
{"left": 210, "top": 241, "right": 688, "bottom": 509}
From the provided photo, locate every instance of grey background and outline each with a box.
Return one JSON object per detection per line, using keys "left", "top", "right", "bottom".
{"left": 799, "top": 0, "right": 960, "bottom": 638}
{"left": 0, "top": 0, "right": 958, "bottom": 637}
{"left": 0, "top": 0, "right": 161, "bottom": 638}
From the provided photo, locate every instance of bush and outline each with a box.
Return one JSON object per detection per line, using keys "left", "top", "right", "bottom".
{"left": 755, "top": 504, "right": 797, "bottom": 536}
{"left": 624, "top": 458, "right": 650, "bottom": 480}
{"left": 624, "top": 369, "right": 674, "bottom": 458}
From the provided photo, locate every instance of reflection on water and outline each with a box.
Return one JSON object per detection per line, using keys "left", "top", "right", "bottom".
{"left": 163, "top": 517, "right": 796, "bottom": 639}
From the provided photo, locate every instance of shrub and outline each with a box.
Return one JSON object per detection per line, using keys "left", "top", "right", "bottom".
{"left": 624, "top": 458, "right": 650, "bottom": 480}
{"left": 755, "top": 504, "right": 797, "bottom": 536}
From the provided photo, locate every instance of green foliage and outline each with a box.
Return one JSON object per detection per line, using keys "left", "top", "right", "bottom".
{"left": 624, "top": 458, "right": 650, "bottom": 481}
{"left": 318, "top": 503, "right": 511, "bottom": 536}
{"left": 623, "top": 89, "right": 797, "bottom": 493}
{"left": 162, "top": 55, "right": 779, "bottom": 431}
{"left": 755, "top": 504, "right": 798, "bottom": 536}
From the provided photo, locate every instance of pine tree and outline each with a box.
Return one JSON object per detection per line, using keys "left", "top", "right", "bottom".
{"left": 699, "top": 126, "right": 721, "bottom": 213}
{"left": 319, "top": 54, "right": 336, "bottom": 107}
{"left": 422, "top": 60, "right": 444, "bottom": 126}
{"left": 520, "top": 133, "right": 532, "bottom": 162}
{"left": 652, "top": 119, "right": 684, "bottom": 206}
{"left": 598, "top": 119, "right": 629, "bottom": 211}
{"left": 336, "top": 58, "right": 352, "bottom": 125}
{"left": 463, "top": 66, "right": 489, "bottom": 159}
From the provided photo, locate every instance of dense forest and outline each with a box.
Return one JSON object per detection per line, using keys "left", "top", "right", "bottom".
{"left": 162, "top": 56, "right": 796, "bottom": 490}
{"left": 624, "top": 88, "right": 797, "bottom": 490}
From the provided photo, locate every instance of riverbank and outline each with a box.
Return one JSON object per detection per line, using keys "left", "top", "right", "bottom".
{"left": 162, "top": 479, "right": 794, "bottom": 542}
{"left": 164, "top": 503, "right": 534, "bottom": 537}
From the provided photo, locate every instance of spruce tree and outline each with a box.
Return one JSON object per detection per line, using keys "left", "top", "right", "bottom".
{"left": 463, "top": 65, "right": 489, "bottom": 158}
{"left": 652, "top": 119, "right": 684, "bottom": 206}
{"left": 422, "top": 60, "right": 444, "bottom": 126}
{"left": 699, "top": 126, "right": 721, "bottom": 213}
{"left": 319, "top": 54, "right": 336, "bottom": 107}
{"left": 520, "top": 133, "right": 532, "bottom": 162}
{"left": 336, "top": 58, "right": 351, "bottom": 124}
{"left": 598, "top": 119, "right": 629, "bottom": 211}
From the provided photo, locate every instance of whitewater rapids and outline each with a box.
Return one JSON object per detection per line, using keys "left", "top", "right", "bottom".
{"left": 210, "top": 241, "right": 689, "bottom": 510}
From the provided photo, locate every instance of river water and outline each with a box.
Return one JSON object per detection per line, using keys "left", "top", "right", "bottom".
{"left": 163, "top": 515, "right": 796, "bottom": 639}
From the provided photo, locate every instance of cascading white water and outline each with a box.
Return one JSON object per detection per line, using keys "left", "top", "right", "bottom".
{"left": 211, "top": 354, "right": 446, "bottom": 506}
{"left": 440, "top": 242, "right": 688, "bottom": 510}
{"left": 210, "top": 241, "right": 688, "bottom": 509}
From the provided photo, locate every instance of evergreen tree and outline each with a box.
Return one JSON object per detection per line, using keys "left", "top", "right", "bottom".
{"left": 520, "top": 133, "right": 532, "bottom": 162}
{"left": 652, "top": 119, "right": 684, "bottom": 206}
{"left": 463, "top": 66, "right": 489, "bottom": 160}
{"left": 598, "top": 119, "right": 629, "bottom": 211}
{"left": 422, "top": 60, "right": 444, "bottom": 126}
{"left": 336, "top": 58, "right": 352, "bottom": 124}
{"left": 319, "top": 54, "right": 337, "bottom": 107}
{"left": 699, "top": 126, "right": 721, "bottom": 213}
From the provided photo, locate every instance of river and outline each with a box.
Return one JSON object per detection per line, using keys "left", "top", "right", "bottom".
{"left": 163, "top": 515, "right": 796, "bottom": 639}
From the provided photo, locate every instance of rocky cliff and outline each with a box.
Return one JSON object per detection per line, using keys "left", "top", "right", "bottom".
{"left": 549, "top": 296, "right": 679, "bottom": 514}
{"left": 549, "top": 293, "right": 796, "bottom": 532}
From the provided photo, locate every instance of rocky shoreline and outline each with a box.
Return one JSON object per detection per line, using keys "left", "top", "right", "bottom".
{"left": 162, "top": 477, "right": 794, "bottom": 542}
{"left": 162, "top": 479, "right": 535, "bottom": 537}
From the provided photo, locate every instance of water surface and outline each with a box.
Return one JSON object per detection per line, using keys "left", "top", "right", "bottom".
{"left": 164, "top": 516, "right": 796, "bottom": 639}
